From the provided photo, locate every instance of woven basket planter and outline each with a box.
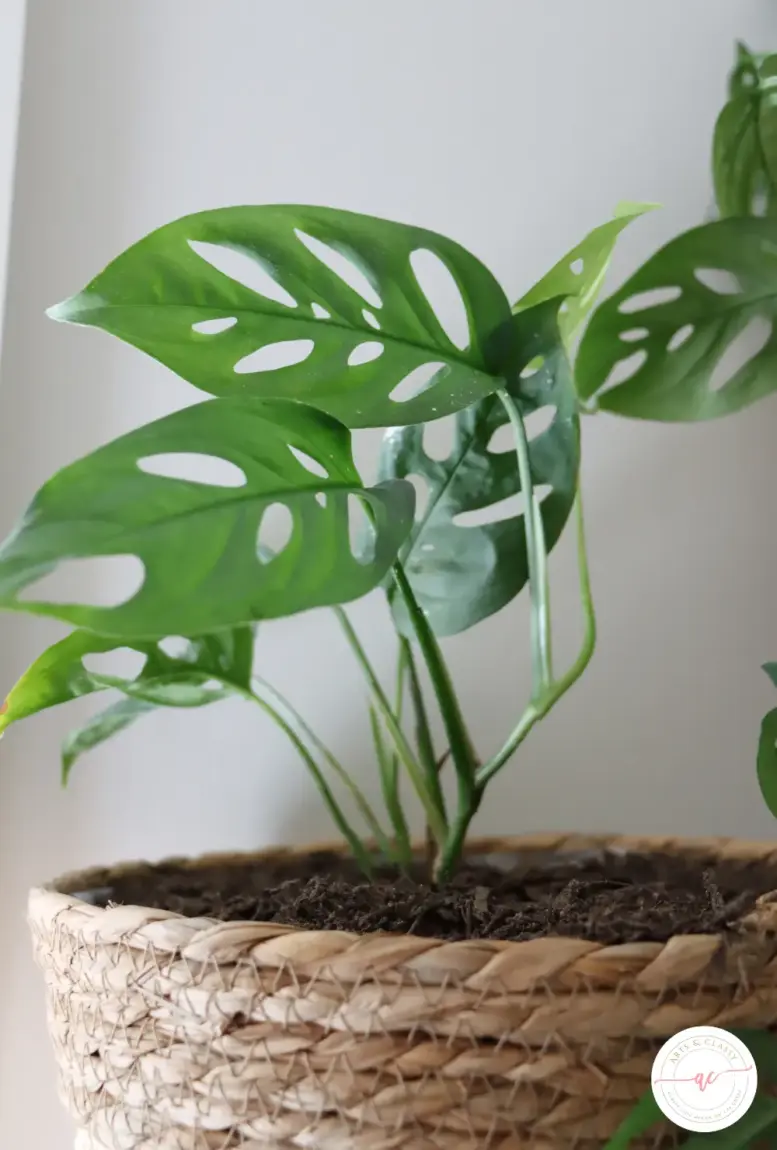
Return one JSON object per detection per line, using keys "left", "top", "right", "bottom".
{"left": 28, "top": 833, "right": 777, "bottom": 1150}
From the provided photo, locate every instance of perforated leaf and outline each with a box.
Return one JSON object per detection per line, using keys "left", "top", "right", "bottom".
{"left": 713, "top": 42, "right": 777, "bottom": 218}
{"left": 576, "top": 218, "right": 777, "bottom": 421}
{"left": 0, "top": 396, "right": 414, "bottom": 637}
{"left": 48, "top": 205, "right": 514, "bottom": 429}
{"left": 379, "top": 300, "right": 579, "bottom": 636}
{"left": 0, "top": 627, "right": 254, "bottom": 778}
{"left": 513, "top": 202, "right": 655, "bottom": 341}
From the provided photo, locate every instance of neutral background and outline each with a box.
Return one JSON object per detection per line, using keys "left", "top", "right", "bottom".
{"left": 3, "top": 1, "right": 777, "bottom": 1144}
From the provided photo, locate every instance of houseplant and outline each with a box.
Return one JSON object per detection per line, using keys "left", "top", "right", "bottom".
{"left": 7, "top": 38, "right": 777, "bottom": 1150}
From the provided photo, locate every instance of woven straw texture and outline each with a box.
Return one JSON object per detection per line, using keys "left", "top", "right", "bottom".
{"left": 28, "top": 833, "right": 777, "bottom": 1150}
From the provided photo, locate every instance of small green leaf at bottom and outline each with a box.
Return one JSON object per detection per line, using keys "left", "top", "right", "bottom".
{"left": 601, "top": 1091, "right": 663, "bottom": 1149}
{"left": 757, "top": 706, "right": 777, "bottom": 820}
{"left": 681, "top": 1096, "right": 777, "bottom": 1148}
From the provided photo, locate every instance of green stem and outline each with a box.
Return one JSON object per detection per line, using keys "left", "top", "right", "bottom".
{"left": 244, "top": 684, "right": 373, "bottom": 877}
{"left": 399, "top": 635, "right": 446, "bottom": 819}
{"left": 533, "top": 493, "right": 553, "bottom": 682}
{"left": 392, "top": 564, "right": 475, "bottom": 815}
{"left": 251, "top": 676, "right": 394, "bottom": 862}
{"left": 369, "top": 705, "right": 412, "bottom": 865}
{"left": 333, "top": 605, "right": 447, "bottom": 844}
{"left": 497, "top": 388, "right": 552, "bottom": 696}
{"left": 475, "top": 489, "right": 596, "bottom": 790}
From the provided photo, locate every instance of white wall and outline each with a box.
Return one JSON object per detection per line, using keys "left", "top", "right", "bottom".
{"left": 0, "top": 0, "right": 26, "bottom": 317}
{"left": 3, "top": 1, "right": 777, "bottom": 1144}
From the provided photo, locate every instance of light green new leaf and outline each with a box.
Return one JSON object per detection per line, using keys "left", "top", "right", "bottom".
{"left": 0, "top": 396, "right": 415, "bottom": 638}
{"left": 513, "top": 202, "right": 656, "bottom": 342}
{"left": 576, "top": 218, "right": 777, "bottom": 421}
{"left": 48, "top": 205, "right": 514, "bottom": 429}
{"left": 379, "top": 300, "right": 579, "bottom": 636}
{"left": 713, "top": 42, "right": 777, "bottom": 219}
{"left": 0, "top": 626, "right": 254, "bottom": 779}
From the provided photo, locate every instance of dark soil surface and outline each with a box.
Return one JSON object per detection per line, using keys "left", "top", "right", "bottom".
{"left": 83, "top": 847, "right": 777, "bottom": 944}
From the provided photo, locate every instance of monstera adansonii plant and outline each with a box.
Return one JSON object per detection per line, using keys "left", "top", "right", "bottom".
{"left": 2, "top": 194, "right": 777, "bottom": 881}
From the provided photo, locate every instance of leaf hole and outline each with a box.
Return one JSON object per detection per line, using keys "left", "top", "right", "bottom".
{"left": 191, "top": 317, "right": 238, "bottom": 336}
{"left": 389, "top": 362, "right": 447, "bottom": 404}
{"left": 294, "top": 229, "right": 382, "bottom": 309}
{"left": 158, "top": 636, "right": 191, "bottom": 659}
{"left": 422, "top": 414, "right": 457, "bottom": 461}
{"left": 234, "top": 339, "right": 315, "bottom": 374}
{"left": 82, "top": 648, "right": 147, "bottom": 680}
{"left": 618, "top": 286, "right": 682, "bottom": 314}
{"left": 188, "top": 241, "right": 297, "bottom": 308}
{"left": 257, "top": 503, "right": 293, "bottom": 560}
{"left": 404, "top": 474, "right": 429, "bottom": 519}
{"left": 348, "top": 495, "right": 376, "bottom": 565}
{"left": 520, "top": 356, "right": 545, "bottom": 380}
{"left": 362, "top": 308, "right": 381, "bottom": 330}
{"left": 311, "top": 303, "right": 331, "bottom": 320}
{"left": 752, "top": 188, "right": 769, "bottom": 218}
{"left": 18, "top": 556, "right": 145, "bottom": 608}
{"left": 453, "top": 487, "right": 552, "bottom": 528}
{"left": 570, "top": 258, "right": 584, "bottom": 276}
{"left": 708, "top": 316, "right": 773, "bottom": 393}
{"left": 409, "top": 248, "right": 470, "bottom": 351}
{"left": 488, "top": 405, "right": 555, "bottom": 451}
{"left": 314, "top": 492, "right": 327, "bottom": 509}
{"left": 137, "top": 453, "right": 247, "bottom": 488}
{"left": 288, "top": 445, "right": 328, "bottom": 478}
{"left": 667, "top": 324, "right": 695, "bottom": 352}
{"left": 694, "top": 268, "right": 742, "bottom": 295}
{"left": 600, "top": 350, "right": 648, "bottom": 392}
{"left": 347, "top": 341, "right": 384, "bottom": 367}
{"left": 619, "top": 328, "right": 649, "bottom": 343}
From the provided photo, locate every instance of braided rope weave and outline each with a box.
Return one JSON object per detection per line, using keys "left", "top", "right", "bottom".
{"left": 29, "top": 833, "right": 777, "bottom": 1149}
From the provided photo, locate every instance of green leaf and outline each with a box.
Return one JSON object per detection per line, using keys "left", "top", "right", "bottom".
{"left": 601, "top": 1090, "right": 663, "bottom": 1149}
{"left": 576, "top": 218, "right": 777, "bottom": 421}
{"left": 0, "top": 627, "right": 253, "bottom": 731}
{"left": 734, "top": 1029, "right": 777, "bottom": 1085}
{"left": 513, "top": 202, "right": 656, "bottom": 342}
{"left": 47, "top": 205, "right": 514, "bottom": 429}
{"left": 605, "top": 1029, "right": 777, "bottom": 1150}
{"left": 757, "top": 706, "right": 777, "bottom": 820}
{"left": 61, "top": 697, "right": 154, "bottom": 782}
{"left": 379, "top": 300, "right": 579, "bottom": 636}
{"left": 0, "top": 626, "right": 254, "bottom": 777}
{"left": 713, "top": 43, "right": 777, "bottom": 219}
{"left": 681, "top": 1096, "right": 777, "bottom": 1149}
{"left": 0, "top": 396, "right": 415, "bottom": 638}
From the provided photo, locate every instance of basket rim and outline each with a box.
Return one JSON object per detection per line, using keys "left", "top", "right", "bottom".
{"left": 28, "top": 831, "right": 777, "bottom": 947}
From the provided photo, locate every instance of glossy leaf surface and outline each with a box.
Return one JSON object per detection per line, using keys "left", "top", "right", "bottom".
{"left": 513, "top": 202, "right": 655, "bottom": 341}
{"left": 379, "top": 301, "right": 579, "bottom": 636}
{"left": 576, "top": 218, "right": 777, "bottom": 421}
{"left": 48, "top": 205, "right": 514, "bottom": 429}
{"left": 0, "top": 397, "right": 415, "bottom": 637}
